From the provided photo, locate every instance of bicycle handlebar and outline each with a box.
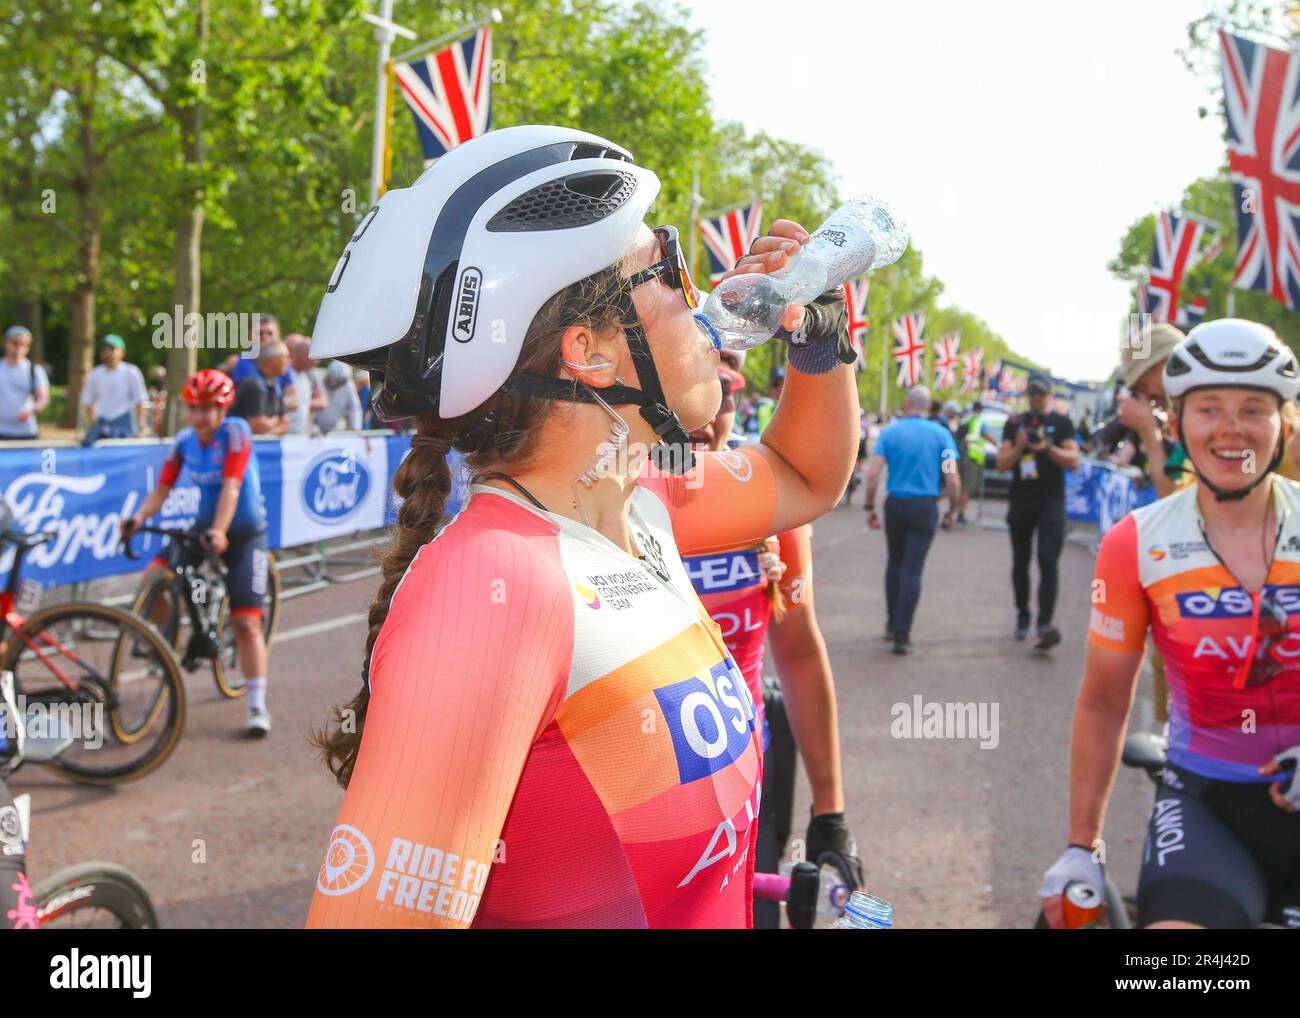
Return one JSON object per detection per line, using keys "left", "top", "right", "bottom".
{"left": 122, "top": 524, "right": 210, "bottom": 561}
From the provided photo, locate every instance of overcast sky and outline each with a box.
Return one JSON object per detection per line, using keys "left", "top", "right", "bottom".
{"left": 683, "top": 0, "right": 1230, "bottom": 382}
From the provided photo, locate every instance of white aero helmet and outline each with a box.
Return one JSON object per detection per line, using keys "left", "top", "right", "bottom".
{"left": 311, "top": 125, "right": 660, "bottom": 421}
{"left": 1163, "top": 318, "right": 1300, "bottom": 402}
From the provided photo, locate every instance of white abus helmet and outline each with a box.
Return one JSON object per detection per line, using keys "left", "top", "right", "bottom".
{"left": 311, "top": 125, "right": 660, "bottom": 421}
{"left": 1163, "top": 318, "right": 1300, "bottom": 402}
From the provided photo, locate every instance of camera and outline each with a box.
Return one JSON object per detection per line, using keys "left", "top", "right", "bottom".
{"left": 1095, "top": 387, "right": 1169, "bottom": 455}
{"left": 1025, "top": 428, "right": 1042, "bottom": 445}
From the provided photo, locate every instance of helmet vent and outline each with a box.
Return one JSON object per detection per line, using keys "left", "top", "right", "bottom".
{"left": 487, "top": 170, "right": 637, "bottom": 232}
{"left": 1183, "top": 339, "right": 1276, "bottom": 373}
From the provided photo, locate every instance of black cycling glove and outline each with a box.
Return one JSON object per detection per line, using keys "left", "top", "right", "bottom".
{"left": 777, "top": 287, "right": 855, "bottom": 375}
{"left": 806, "top": 810, "right": 857, "bottom": 861}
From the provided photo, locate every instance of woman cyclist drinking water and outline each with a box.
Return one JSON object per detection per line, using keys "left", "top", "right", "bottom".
{"left": 305, "top": 126, "right": 862, "bottom": 929}
{"left": 1041, "top": 320, "right": 1300, "bottom": 929}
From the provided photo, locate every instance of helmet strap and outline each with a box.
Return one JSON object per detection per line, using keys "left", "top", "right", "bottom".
{"left": 510, "top": 291, "right": 696, "bottom": 474}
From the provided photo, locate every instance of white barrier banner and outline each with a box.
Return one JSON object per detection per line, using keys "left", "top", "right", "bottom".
{"left": 276, "top": 435, "right": 390, "bottom": 544}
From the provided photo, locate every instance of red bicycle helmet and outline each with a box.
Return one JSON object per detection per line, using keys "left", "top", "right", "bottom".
{"left": 181, "top": 368, "right": 235, "bottom": 408}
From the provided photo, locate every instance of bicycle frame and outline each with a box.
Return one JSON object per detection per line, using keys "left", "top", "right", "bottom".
{"left": 0, "top": 538, "right": 91, "bottom": 694}
{"left": 134, "top": 529, "right": 228, "bottom": 667}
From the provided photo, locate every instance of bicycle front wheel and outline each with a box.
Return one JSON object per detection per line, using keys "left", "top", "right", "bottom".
{"left": 35, "top": 862, "right": 160, "bottom": 929}
{"left": 2, "top": 602, "right": 187, "bottom": 785}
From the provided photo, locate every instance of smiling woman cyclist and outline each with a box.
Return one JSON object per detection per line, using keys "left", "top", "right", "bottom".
{"left": 1041, "top": 319, "right": 1300, "bottom": 930}
{"left": 305, "top": 126, "right": 859, "bottom": 929}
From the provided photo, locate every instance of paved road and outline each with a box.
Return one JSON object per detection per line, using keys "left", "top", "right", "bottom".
{"left": 19, "top": 493, "right": 1158, "bottom": 928}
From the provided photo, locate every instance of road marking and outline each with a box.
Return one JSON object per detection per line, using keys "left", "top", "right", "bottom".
{"left": 275, "top": 611, "right": 370, "bottom": 644}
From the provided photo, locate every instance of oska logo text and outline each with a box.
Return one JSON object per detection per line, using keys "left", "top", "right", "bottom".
{"left": 654, "top": 658, "right": 755, "bottom": 784}
{"left": 1176, "top": 585, "right": 1300, "bottom": 618}
{"left": 301, "top": 450, "right": 370, "bottom": 525}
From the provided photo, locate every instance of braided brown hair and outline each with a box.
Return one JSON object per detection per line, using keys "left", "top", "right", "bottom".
{"left": 312, "top": 262, "right": 636, "bottom": 788}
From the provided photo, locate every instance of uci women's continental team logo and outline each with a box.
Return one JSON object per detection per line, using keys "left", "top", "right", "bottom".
{"left": 317, "top": 824, "right": 375, "bottom": 896}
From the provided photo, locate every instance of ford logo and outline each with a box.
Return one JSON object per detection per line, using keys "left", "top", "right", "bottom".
{"left": 302, "top": 450, "right": 370, "bottom": 524}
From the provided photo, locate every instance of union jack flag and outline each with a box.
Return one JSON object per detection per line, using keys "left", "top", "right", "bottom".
{"left": 699, "top": 201, "right": 763, "bottom": 285}
{"left": 395, "top": 27, "right": 493, "bottom": 163}
{"left": 1220, "top": 30, "right": 1300, "bottom": 310}
{"left": 933, "top": 333, "right": 961, "bottom": 390}
{"left": 892, "top": 312, "right": 925, "bottom": 388}
{"left": 962, "top": 347, "right": 984, "bottom": 394}
{"left": 1141, "top": 210, "right": 1220, "bottom": 325}
{"left": 844, "top": 277, "right": 870, "bottom": 371}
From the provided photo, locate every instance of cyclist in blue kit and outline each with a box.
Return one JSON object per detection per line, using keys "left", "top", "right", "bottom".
{"left": 122, "top": 369, "right": 274, "bottom": 736}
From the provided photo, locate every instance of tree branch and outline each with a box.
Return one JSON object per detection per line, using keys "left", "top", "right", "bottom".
{"left": 98, "top": 119, "right": 164, "bottom": 160}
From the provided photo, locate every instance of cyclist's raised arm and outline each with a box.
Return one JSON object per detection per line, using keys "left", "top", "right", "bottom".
{"left": 1068, "top": 513, "right": 1149, "bottom": 849}
{"left": 640, "top": 367, "right": 857, "bottom": 557}
{"left": 306, "top": 523, "right": 572, "bottom": 929}
{"left": 756, "top": 359, "right": 860, "bottom": 536}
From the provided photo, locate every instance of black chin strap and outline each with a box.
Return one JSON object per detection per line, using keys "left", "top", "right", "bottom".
{"left": 508, "top": 290, "right": 696, "bottom": 475}
{"left": 1176, "top": 411, "right": 1284, "bottom": 502}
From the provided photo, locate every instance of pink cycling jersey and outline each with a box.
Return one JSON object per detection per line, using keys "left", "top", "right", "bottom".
{"left": 308, "top": 447, "right": 782, "bottom": 928}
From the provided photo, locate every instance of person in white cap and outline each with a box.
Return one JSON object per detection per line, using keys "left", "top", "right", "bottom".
{"left": 0, "top": 326, "right": 49, "bottom": 440}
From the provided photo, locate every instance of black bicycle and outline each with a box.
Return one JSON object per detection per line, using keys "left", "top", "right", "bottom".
{"left": 126, "top": 526, "right": 280, "bottom": 699}
{"left": 0, "top": 503, "right": 185, "bottom": 785}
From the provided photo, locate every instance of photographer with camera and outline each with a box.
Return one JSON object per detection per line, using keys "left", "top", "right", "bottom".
{"left": 1097, "top": 323, "right": 1188, "bottom": 498}
{"left": 996, "top": 373, "right": 1081, "bottom": 650}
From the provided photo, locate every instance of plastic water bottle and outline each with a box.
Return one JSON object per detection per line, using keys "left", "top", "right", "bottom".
{"left": 697, "top": 194, "right": 909, "bottom": 351}
{"left": 828, "top": 891, "right": 894, "bottom": 929}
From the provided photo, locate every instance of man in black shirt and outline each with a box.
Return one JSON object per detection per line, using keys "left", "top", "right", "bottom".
{"left": 229, "top": 342, "right": 290, "bottom": 435}
{"left": 995, "top": 374, "right": 1081, "bottom": 650}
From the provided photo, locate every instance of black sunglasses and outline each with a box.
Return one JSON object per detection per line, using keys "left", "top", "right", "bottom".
{"left": 626, "top": 225, "right": 699, "bottom": 311}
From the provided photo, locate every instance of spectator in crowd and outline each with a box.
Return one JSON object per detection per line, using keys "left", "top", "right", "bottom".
{"left": 1111, "top": 322, "right": 1187, "bottom": 498}
{"left": 314, "top": 360, "right": 362, "bottom": 433}
{"left": 80, "top": 334, "right": 148, "bottom": 445}
{"left": 1110, "top": 324, "right": 1191, "bottom": 726}
{"left": 230, "top": 314, "right": 298, "bottom": 412}
{"left": 863, "top": 385, "right": 961, "bottom": 655}
{"left": 956, "top": 400, "right": 996, "bottom": 527}
{"left": 995, "top": 373, "right": 1081, "bottom": 651}
{"left": 146, "top": 365, "right": 167, "bottom": 435}
{"left": 1076, "top": 410, "right": 1092, "bottom": 446}
{"left": 355, "top": 370, "right": 371, "bottom": 428}
{"left": 286, "top": 334, "right": 326, "bottom": 435}
{"left": 230, "top": 342, "right": 290, "bottom": 435}
{"left": 752, "top": 366, "right": 784, "bottom": 435}
{"left": 0, "top": 326, "right": 49, "bottom": 441}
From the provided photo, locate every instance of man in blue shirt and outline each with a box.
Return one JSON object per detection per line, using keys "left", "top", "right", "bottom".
{"left": 864, "top": 385, "right": 960, "bottom": 654}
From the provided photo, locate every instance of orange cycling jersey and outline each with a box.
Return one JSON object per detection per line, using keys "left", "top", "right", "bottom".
{"left": 1089, "top": 480, "right": 1300, "bottom": 783}
{"left": 308, "top": 447, "right": 780, "bottom": 929}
